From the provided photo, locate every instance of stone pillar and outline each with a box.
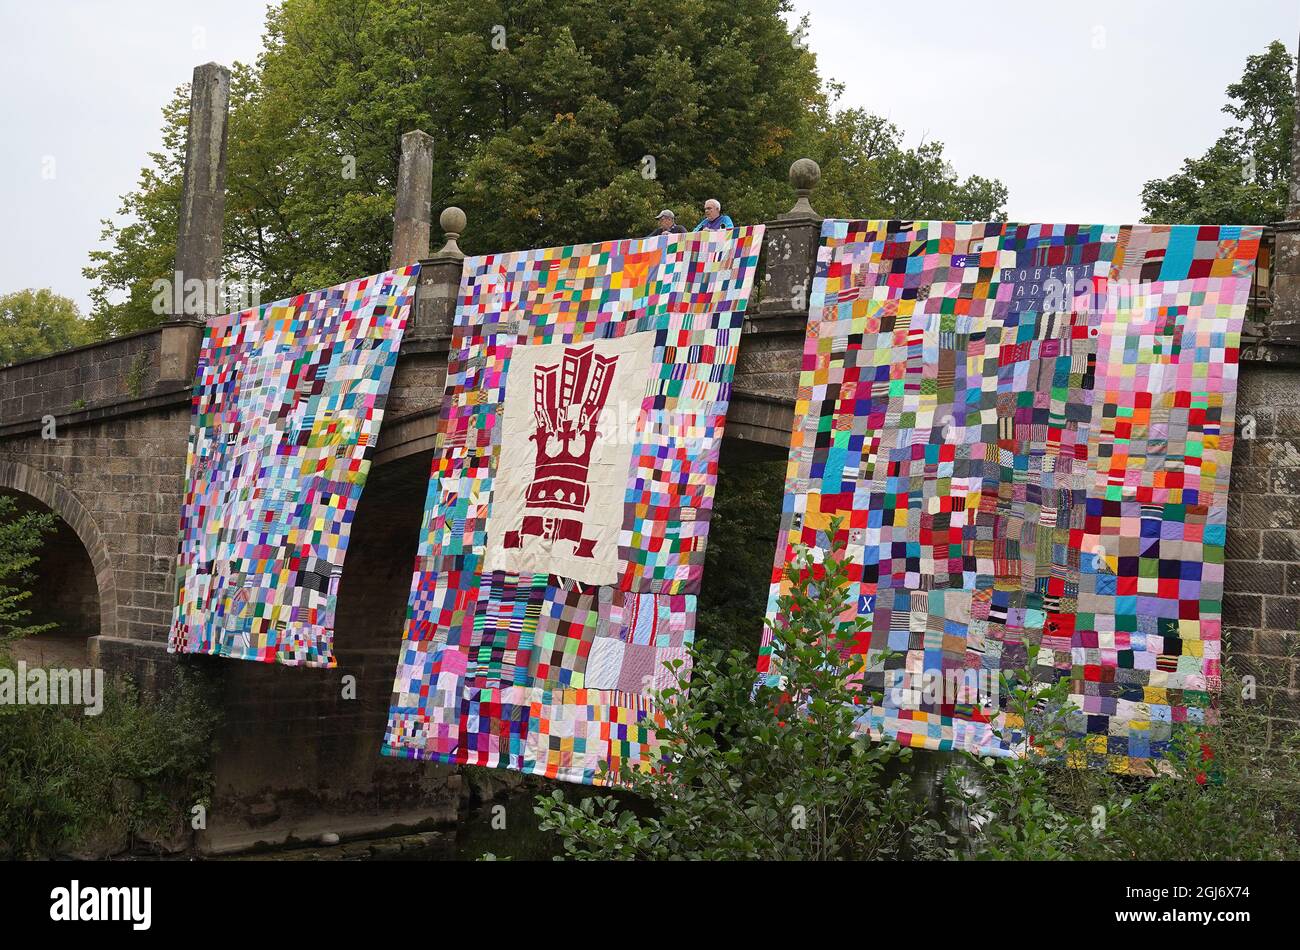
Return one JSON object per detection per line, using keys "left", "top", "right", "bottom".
{"left": 411, "top": 207, "right": 467, "bottom": 339}
{"left": 1270, "top": 35, "right": 1300, "bottom": 342}
{"left": 725, "top": 159, "right": 824, "bottom": 452}
{"left": 390, "top": 130, "right": 435, "bottom": 269}
{"left": 759, "top": 158, "right": 823, "bottom": 318}
{"left": 160, "top": 62, "right": 230, "bottom": 384}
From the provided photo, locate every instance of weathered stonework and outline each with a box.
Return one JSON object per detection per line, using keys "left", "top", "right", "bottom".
{"left": 1224, "top": 358, "right": 1300, "bottom": 724}
{"left": 0, "top": 356, "right": 187, "bottom": 648}
{"left": 0, "top": 329, "right": 163, "bottom": 424}
{"left": 390, "top": 130, "right": 435, "bottom": 268}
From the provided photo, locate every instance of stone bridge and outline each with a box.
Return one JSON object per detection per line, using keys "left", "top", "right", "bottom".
{"left": 3, "top": 62, "right": 1300, "bottom": 852}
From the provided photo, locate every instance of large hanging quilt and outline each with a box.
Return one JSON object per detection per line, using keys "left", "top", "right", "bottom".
{"left": 384, "top": 227, "right": 764, "bottom": 784}
{"left": 169, "top": 266, "right": 419, "bottom": 667}
{"left": 760, "top": 221, "right": 1261, "bottom": 772}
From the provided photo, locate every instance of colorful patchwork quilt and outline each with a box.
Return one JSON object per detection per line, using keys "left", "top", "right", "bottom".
{"left": 760, "top": 221, "right": 1261, "bottom": 772}
{"left": 384, "top": 227, "right": 764, "bottom": 784}
{"left": 169, "top": 266, "right": 419, "bottom": 667}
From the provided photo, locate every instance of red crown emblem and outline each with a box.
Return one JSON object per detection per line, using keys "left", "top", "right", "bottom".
{"left": 505, "top": 344, "right": 618, "bottom": 558}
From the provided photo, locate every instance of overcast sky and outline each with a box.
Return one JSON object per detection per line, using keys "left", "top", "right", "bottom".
{"left": 1, "top": 1, "right": 1297, "bottom": 314}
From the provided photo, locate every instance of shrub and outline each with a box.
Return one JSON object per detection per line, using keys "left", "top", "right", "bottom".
{"left": 1064, "top": 671, "right": 1300, "bottom": 861}
{"left": 0, "top": 656, "right": 221, "bottom": 859}
{"left": 534, "top": 528, "right": 953, "bottom": 860}
{"left": 942, "top": 654, "right": 1300, "bottom": 861}
{"left": 0, "top": 494, "right": 55, "bottom": 643}
{"left": 938, "top": 649, "right": 1102, "bottom": 860}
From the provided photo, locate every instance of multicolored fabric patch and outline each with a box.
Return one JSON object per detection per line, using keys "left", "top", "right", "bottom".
{"left": 761, "top": 221, "right": 1260, "bottom": 772}
{"left": 169, "top": 266, "right": 419, "bottom": 668}
{"left": 384, "top": 228, "right": 763, "bottom": 784}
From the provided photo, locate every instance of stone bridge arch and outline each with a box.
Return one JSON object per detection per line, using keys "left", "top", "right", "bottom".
{"left": 0, "top": 458, "right": 119, "bottom": 643}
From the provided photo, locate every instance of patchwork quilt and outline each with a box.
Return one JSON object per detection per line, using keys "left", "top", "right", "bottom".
{"left": 384, "top": 228, "right": 763, "bottom": 783}
{"left": 760, "top": 221, "right": 1260, "bottom": 771}
{"left": 169, "top": 266, "right": 419, "bottom": 667}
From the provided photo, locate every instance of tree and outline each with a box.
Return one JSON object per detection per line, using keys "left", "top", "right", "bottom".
{"left": 533, "top": 527, "right": 951, "bottom": 860}
{"left": 1141, "top": 40, "right": 1296, "bottom": 226}
{"left": 84, "top": 0, "right": 1008, "bottom": 338}
{"left": 0, "top": 289, "right": 93, "bottom": 366}
{"left": 814, "top": 108, "right": 1008, "bottom": 222}
{"left": 0, "top": 495, "right": 55, "bottom": 644}
{"left": 82, "top": 87, "right": 190, "bottom": 341}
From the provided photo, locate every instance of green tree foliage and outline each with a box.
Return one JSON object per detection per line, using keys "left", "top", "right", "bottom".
{"left": 815, "top": 109, "right": 1008, "bottom": 222}
{"left": 0, "top": 289, "right": 93, "bottom": 366}
{"left": 0, "top": 495, "right": 56, "bottom": 642}
{"left": 83, "top": 87, "right": 191, "bottom": 340}
{"left": 1142, "top": 40, "right": 1296, "bottom": 226}
{"left": 84, "top": 0, "right": 1007, "bottom": 338}
{"left": 0, "top": 665, "right": 221, "bottom": 858}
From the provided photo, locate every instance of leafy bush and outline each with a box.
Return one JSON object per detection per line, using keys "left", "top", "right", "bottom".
{"left": 1, "top": 478, "right": 219, "bottom": 859}
{"left": 936, "top": 649, "right": 1106, "bottom": 860}
{"left": 535, "top": 529, "right": 952, "bottom": 860}
{"left": 0, "top": 656, "right": 221, "bottom": 859}
{"left": 1059, "top": 673, "right": 1300, "bottom": 861}
{"left": 942, "top": 653, "right": 1300, "bottom": 861}
{"left": 0, "top": 494, "right": 55, "bottom": 643}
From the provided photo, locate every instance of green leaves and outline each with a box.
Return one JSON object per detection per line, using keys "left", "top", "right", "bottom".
{"left": 0, "top": 289, "right": 94, "bottom": 367}
{"left": 532, "top": 506, "right": 1300, "bottom": 860}
{"left": 0, "top": 662, "right": 220, "bottom": 858}
{"left": 1141, "top": 40, "right": 1295, "bottom": 226}
{"left": 531, "top": 519, "right": 939, "bottom": 861}
{"left": 937, "top": 647, "right": 1300, "bottom": 862}
{"left": 813, "top": 109, "right": 1009, "bottom": 223}
{"left": 0, "top": 495, "right": 56, "bottom": 644}
{"left": 83, "top": 0, "right": 1007, "bottom": 339}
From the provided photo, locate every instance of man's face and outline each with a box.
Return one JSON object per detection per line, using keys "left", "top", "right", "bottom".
{"left": 705, "top": 202, "right": 720, "bottom": 220}
{"left": 658, "top": 216, "right": 674, "bottom": 230}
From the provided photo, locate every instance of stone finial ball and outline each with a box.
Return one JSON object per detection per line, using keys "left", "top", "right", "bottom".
{"left": 440, "top": 206, "right": 467, "bottom": 234}
{"left": 789, "top": 158, "right": 821, "bottom": 192}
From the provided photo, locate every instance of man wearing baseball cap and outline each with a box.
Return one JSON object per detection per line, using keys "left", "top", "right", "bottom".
{"left": 648, "top": 209, "right": 686, "bottom": 237}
